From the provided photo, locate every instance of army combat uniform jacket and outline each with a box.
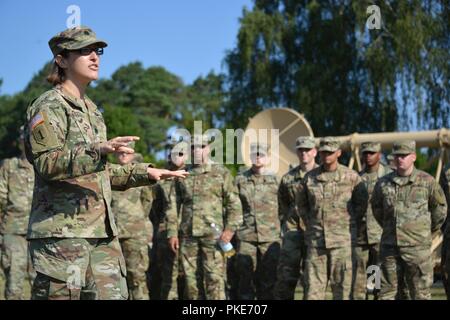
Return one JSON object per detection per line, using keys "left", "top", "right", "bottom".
{"left": 235, "top": 169, "right": 280, "bottom": 242}
{"left": 371, "top": 167, "right": 447, "bottom": 247}
{"left": 278, "top": 164, "right": 318, "bottom": 233}
{"left": 296, "top": 164, "right": 368, "bottom": 249}
{"left": 166, "top": 163, "right": 243, "bottom": 239}
{"left": 356, "top": 164, "right": 392, "bottom": 246}
{"left": 111, "top": 186, "right": 153, "bottom": 240}
{"left": 0, "top": 157, "right": 34, "bottom": 235}
{"left": 25, "top": 86, "right": 156, "bottom": 239}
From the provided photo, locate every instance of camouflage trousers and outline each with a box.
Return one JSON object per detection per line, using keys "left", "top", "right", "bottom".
{"left": 442, "top": 237, "right": 450, "bottom": 300}
{"left": 180, "top": 237, "right": 226, "bottom": 300}
{"left": 304, "top": 246, "right": 352, "bottom": 300}
{"left": 1, "top": 234, "right": 35, "bottom": 300}
{"left": 351, "top": 243, "right": 380, "bottom": 300}
{"left": 30, "top": 237, "right": 128, "bottom": 300}
{"left": 226, "top": 253, "right": 238, "bottom": 299}
{"left": 273, "top": 230, "right": 306, "bottom": 300}
{"left": 379, "top": 245, "right": 432, "bottom": 300}
{"left": 119, "top": 236, "right": 150, "bottom": 300}
{"left": 151, "top": 234, "right": 181, "bottom": 300}
{"left": 236, "top": 240, "right": 281, "bottom": 300}
{"left": 0, "top": 234, "right": 4, "bottom": 299}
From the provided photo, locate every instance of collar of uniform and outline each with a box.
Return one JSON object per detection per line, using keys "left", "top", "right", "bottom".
{"left": 53, "top": 85, "right": 88, "bottom": 112}
{"left": 316, "top": 164, "right": 342, "bottom": 182}
{"left": 288, "top": 165, "right": 302, "bottom": 179}
{"left": 190, "top": 162, "right": 212, "bottom": 174}
{"left": 17, "top": 156, "right": 32, "bottom": 169}
{"left": 247, "top": 168, "right": 273, "bottom": 182}
{"left": 377, "top": 163, "right": 392, "bottom": 178}
{"left": 392, "top": 166, "right": 418, "bottom": 185}
{"left": 362, "top": 163, "right": 388, "bottom": 178}
{"left": 292, "top": 163, "right": 318, "bottom": 179}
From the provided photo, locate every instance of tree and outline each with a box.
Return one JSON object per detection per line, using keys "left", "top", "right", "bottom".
{"left": 0, "top": 63, "right": 54, "bottom": 159}
{"left": 88, "top": 63, "right": 185, "bottom": 153}
{"left": 225, "top": 0, "right": 449, "bottom": 135}
{"left": 177, "top": 71, "right": 226, "bottom": 132}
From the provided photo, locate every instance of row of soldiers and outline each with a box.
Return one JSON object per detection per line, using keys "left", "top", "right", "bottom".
{"left": 155, "top": 135, "right": 450, "bottom": 300}
{"left": 1, "top": 131, "right": 449, "bottom": 300}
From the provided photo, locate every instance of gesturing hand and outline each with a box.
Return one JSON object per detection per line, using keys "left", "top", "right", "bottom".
{"left": 99, "top": 136, "right": 140, "bottom": 155}
{"left": 147, "top": 168, "right": 189, "bottom": 181}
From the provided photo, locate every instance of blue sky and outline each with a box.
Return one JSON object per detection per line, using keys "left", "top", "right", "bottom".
{"left": 0, "top": 0, "right": 253, "bottom": 95}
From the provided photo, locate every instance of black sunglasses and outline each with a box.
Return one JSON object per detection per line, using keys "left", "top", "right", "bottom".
{"left": 75, "top": 47, "right": 104, "bottom": 56}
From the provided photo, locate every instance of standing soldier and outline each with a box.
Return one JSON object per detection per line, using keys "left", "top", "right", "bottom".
{"left": 441, "top": 163, "right": 450, "bottom": 300}
{"left": 372, "top": 140, "right": 447, "bottom": 300}
{"left": 0, "top": 158, "right": 4, "bottom": 299}
{"left": 111, "top": 149, "right": 153, "bottom": 300}
{"left": 296, "top": 137, "right": 368, "bottom": 300}
{"left": 351, "top": 142, "right": 392, "bottom": 300}
{"left": 234, "top": 143, "right": 281, "bottom": 300}
{"left": 150, "top": 144, "right": 187, "bottom": 300}
{"left": 24, "top": 26, "right": 188, "bottom": 300}
{"left": 167, "top": 134, "right": 243, "bottom": 300}
{"left": 274, "top": 136, "right": 318, "bottom": 300}
{"left": 0, "top": 128, "right": 36, "bottom": 299}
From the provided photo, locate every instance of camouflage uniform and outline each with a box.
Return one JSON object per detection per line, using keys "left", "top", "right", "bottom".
{"left": 440, "top": 164, "right": 450, "bottom": 300}
{"left": 296, "top": 138, "right": 368, "bottom": 300}
{"left": 167, "top": 162, "right": 243, "bottom": 300}
{"left": 351, "top": 142, "right": 392, "bottom": 300}
{"left": 0, "top": 156, "right": 36, "bottom": 299}
{"left": 111, "top": 165, "right": 153, "bottom": 300}
{"left": 235, "top": 165, "right": 281, "bottom": 300}
{"left": 274, "top": 136, "right": 318, "bottom": 300}
{"left": 0, "top": 160, "right": 4, "bottom": 300}
{"left": 24, "top": 27, "right": 157, "bottom": 300}
{"left": 372, "top": 141, "right": 447, "bottom": 300}
{"left": 0, "top": 232, "right": 5, "bottom": 300}
{"left": 150, "top": 175, "right": 182, "bottom": 300}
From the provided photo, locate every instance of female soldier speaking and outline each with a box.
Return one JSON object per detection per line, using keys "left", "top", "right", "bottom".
{"left": 24, "top": 26, "right": 188, "bottom": 300}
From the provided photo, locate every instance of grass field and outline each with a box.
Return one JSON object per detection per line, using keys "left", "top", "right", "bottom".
{"left": 293, "top": 280, "right": 447, "bottom": 300}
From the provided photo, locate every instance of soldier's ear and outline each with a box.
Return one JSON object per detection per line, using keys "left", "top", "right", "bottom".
{"left": 336, "top": 149, "right": 342, "bottom": 158}
{"left": 411, "top": 153, "right": 417, "bottom": 162}
{"left": 55, "top": 54, "right": 68, "bottom": 69}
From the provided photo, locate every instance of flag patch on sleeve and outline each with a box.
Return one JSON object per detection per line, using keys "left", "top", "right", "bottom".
{"left": 29, "top": 113, "right": 44, "bottom": 130}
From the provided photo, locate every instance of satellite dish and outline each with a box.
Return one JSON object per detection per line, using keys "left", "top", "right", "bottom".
{"left": 241, "top": 108, "right": 314, "bottom": 177}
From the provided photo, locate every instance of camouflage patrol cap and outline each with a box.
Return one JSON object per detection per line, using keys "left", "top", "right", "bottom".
{"left": 318, "top": 137, "right": 341, "bottom": 152}
{"left": 250, "top": 143, "right": 269, "bottom": 156}
{"left": 295, "top": 136, "right": 316, "bottom": 149}
{"left": 392, "top": 140, "right": 416, "bottom": 155}
{"left": 48, "top": 26, "right": 108, "bottom": 56}
{"left": 132, "top": 153, "right": 144, "bottom": 163}
{"left": 361, "top": 141, "right": 381, "bottom": 153}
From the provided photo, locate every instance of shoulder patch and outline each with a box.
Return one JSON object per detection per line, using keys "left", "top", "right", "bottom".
{"left": 29, "top": 113, "right": 45, "bottom": 131}
{"left": 29, "top": 110, "right": 59, "bottom": 150}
